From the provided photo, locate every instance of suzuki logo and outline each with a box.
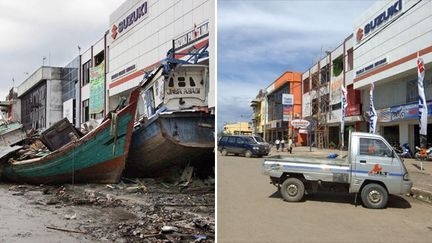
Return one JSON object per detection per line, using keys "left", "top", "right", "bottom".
{"left": 356, "top": 28, "right": 364, "bottom": 42}
{"left": 111, "top": 25, "right": 118, "bottom": 40}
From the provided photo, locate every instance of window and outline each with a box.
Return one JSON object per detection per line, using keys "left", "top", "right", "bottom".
{"left": 331, "top": 103, "right": 341, "bottom": 111}
{"left": 347, "top": 48, "right": 353, "bottom": 71}
{"left": 311, "top": 73, "right": 319, "bottom": 89}
{"left": 168, "top": 77, "right": 174, "bottom": 87}
{"left": 320, "top": 94, "right": 329, "bottom": 112}
{"left": 332, "top": 55, "right": 343, "bottom": 77}
{"left": 189, "top": 77, "right": 196, "bottom": 87}
{"left": 227, "top": 137, "right": 236, "bottom": 143}
{"left": 82, "top": 99, "right": 89, "bottom": 122}
{"left": 82, "top": 60, "right": 91, "bottom": 86}
{"left": 94, "top": 51, "right": 104, "bottom": 66}
{"left": 320, "top": 64, "right": 330, "bottom": 84}
{"left": 178, "top": 77, "right": 186, "bottom": 87}
{"left": 406, "top": 79, "right": 418, "bottom": 103}
{"left": 359, "top": 138, "right": 392, "bottom": 157}
{"left": 303, "top": 78, "right": 310, "bottom": 93}
{"left": 236, "top": 137, "right": 244, "bottom": 144}
{"left": 254, "top": 136, "right": 264, "bottom": 142}
{"left": 220, "top": 136, "right": 228, "bottom": 142}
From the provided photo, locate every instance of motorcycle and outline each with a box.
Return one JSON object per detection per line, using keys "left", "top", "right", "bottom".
{"left": 400, "top": 143, "right": 413, "bottom": 158}
{"left": 415, "top": 144, "right": 432, "bottom": 161}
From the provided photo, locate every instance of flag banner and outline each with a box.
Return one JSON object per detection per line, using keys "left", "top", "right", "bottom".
{"left": 341, "top": 86, "right": 347, "bottom": 147}
{"left": 369, "top": 83, "right": 377, "bottom": 133}
{"left": 283, "top": 105, "right": 293, "bottom": 121}
{"left": 417, "top": 56, "right": 428, "bottom": 136}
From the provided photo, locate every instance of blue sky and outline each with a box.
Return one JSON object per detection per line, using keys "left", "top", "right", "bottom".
{"left": 217, "top": 0, "right": 376, "bottom": 131}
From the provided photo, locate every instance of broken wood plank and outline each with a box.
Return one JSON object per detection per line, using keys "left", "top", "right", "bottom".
{"left": 46, "top": 226, "right": 86, "bottom": 234}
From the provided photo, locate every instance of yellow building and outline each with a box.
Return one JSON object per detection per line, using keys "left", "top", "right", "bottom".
{"left": 223, "top": 122, "right": 252, "bottom": 135}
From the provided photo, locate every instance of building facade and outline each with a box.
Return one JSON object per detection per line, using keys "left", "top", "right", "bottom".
{"left": 17, "top": 67, "right": 64, "bottom": 130}
{"left": 353, "top": 0, "right": 432, "bottom": 149}
{"left": 106, "top": 0, "right": 214, "bottom": 113}
{"left": 251, "top": 72, "right": 303, "bottom": 144}
{"left": 302, "top": 34, "right": 364, "bottom": 148}
{"left": 80, "top": 36, "right": 107, "bottom": 127}
{"left": 223, "top": 122, "right": 252, "bottom": 135}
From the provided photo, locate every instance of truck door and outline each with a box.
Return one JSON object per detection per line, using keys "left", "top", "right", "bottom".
{"left": 353, "top": 137, "right": 401, "bottom": 193}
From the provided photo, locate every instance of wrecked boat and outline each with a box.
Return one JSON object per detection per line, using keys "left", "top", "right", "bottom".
{"left": 1, "top": 88, "right": 140, "bottom": 184}
{"left": 126, "top": 63, "right": 214, "bottom": 177}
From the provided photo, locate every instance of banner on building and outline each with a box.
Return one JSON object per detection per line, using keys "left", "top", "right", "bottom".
{"left": 282, "top": 93, "right": 294, "bottom": 122}
{"left": 330, "top": 79, "right": 342, "bottom": 105}
{"left": 417, "top": 55, "right": 428, "bottom": 136}
{"left": 369, "top": 83, "right": 377, "bottom": 133}
{"left": 376, "top": 101, "right": 432, "bottom": 123}
{"left": 283, "top": 105, "right": 293, "bottom": 121}
{"left": 89, "top": 62, "right": 105, "bottom": 114}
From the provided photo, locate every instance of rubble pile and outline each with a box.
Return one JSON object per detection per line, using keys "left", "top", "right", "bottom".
{"left": 8, "top": 140, "right": 50, "bottom": 163}
{"left": 8, "top": 177, "right": 215, "bottom": 242}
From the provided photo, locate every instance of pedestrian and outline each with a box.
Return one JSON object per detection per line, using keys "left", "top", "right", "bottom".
{"left": 281, "top": 138, "right": 285, "bottom": 152}
{"left": 275, "top": 138, "right": 280, "bottom": 151}
{"left": 288, "top": 136, "right": 293, "bottom": 154}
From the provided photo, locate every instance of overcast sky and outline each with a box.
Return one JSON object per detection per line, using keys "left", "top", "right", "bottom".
{"left": 0, "top": 0, "right": 122, "bottom": 99}
{"left": 217, "top": 0, "right": 376, "bottom": 131}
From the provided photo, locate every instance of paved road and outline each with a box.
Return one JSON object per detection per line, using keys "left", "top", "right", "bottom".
{"left": 217, "top": 154, "right": 432, "bottom": 243}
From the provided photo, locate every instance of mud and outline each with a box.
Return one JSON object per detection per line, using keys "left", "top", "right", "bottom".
{"left": 1, "top": 178, "right": 214, "bottom": 242}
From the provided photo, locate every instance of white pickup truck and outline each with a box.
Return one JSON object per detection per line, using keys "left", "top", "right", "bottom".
{"left": 262, "top": 132, "right": 413, "bottom": 209}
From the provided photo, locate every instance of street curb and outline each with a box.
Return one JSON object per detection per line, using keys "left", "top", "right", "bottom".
{"left": 410, "top": 187, "right": 432, "bottom": 204}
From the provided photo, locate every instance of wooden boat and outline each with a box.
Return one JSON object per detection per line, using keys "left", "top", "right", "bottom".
{"left": 125, "top": 63, "right": 214, "bottom": 177}
{"left": 127, "top": 110, "right": 214, "bottom": 176}
{"left": 1, "top": 88, "right": 140, "bottom": 184}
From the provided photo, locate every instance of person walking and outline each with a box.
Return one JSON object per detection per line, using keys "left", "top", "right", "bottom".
{"left": 281, "top": 138, "right": 285, "bottom": 152}
{"left": 275, "top": 138, "right": 280, "bottom": 151}
{"left": 288, "top": 136, "right": 293, "bottom": 154}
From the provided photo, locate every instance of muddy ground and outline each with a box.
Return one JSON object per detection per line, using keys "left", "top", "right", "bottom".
{"left": 0, "top": 178, "right": 214, "bottom": 242}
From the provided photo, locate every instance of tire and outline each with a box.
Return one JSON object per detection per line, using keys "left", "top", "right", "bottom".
{"left": 221, "top": 149, "right": 228, "bottom": 156}
{"left": 280, "top": 178, "right": 305, "bottom": 202}
{"left": 361, "top": 183, "right": 388, "bottom": 209}
{"left": 245, "top": 150, "right": 253, "bottom": 158}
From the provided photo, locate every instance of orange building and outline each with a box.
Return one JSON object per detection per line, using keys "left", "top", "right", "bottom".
{"left": 251, "top": 71, "right": 304, "bottom": 145}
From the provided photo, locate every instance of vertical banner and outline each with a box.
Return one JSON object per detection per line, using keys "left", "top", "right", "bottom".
{"left": 282, "top": 94, "right": 294, "bottom": 122}
{"left": 341, "top": 86, "right": 347, "bottom": 148}
{"left": 89, "top": 62, "right": 105, "bottom": 114}
{"left": 369, "top": 83, "right": 377, "bottom": 133}
{"left": 417, "top": 55, "right": 428, "bottom": 138}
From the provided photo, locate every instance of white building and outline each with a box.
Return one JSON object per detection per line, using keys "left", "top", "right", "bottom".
{"left": 106, "top": 0, "right": 214, "bottom": 111}
{"left": 353, "top": 0, "right": 432, "bottom": 148}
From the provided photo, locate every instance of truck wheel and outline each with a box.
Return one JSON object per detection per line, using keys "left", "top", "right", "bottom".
{"left": 221, "top": 149, "right": 228, "bottom": 156}
{"left": 245, "top": 150, "right": 253, "bottom": 158}
{"left": 361, "top": 183, "right": 388, "bottom": 209}
{"left": 280, "top": 178, "right": 305, "bottom": 202}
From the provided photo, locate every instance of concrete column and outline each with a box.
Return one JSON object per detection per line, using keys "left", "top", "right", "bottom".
{"left": 399, "top": 121, "right": 409, "bottom": 145}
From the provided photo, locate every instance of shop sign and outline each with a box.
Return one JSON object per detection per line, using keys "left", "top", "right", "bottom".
{"left": 330, "top": 79, "right": 342, "bottom": 104}
{"left": 346, "top": 104, "right": 361, "bottom": 116}
{"left": 283, "top": 105, "right": 293, "bottom": 122}
{"left": 174, "top": 22, "right": 209, "bottom": 51}
{"left": 356, "top": 58, "right": 387, "bottom": 76}
{"left": 290, "top": 119, "right": 310, "bottom": 129}
{"left": 282, "top": 94, "right": 294, "bottom": 105}
{"left": 377, "top": 101, "right": 432, "bottom": 122}
{"left": 356, "top": 0, "right": 402, "bottom": 42}
{"left": 111, "top": 2, "right": 148, "bottom": 40}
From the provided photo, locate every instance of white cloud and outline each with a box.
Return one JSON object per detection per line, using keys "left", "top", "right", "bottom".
{"left": 0, "top": 0, "right": 122, "bottom": 99}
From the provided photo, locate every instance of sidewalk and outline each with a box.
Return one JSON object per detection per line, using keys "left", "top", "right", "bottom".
{"left": 268, "top": 146, "right": 432, "bottom": 204}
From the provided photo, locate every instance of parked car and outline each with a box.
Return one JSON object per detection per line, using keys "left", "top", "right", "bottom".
{"left": 218, "top": 135, "right": 270, "bottom": 157}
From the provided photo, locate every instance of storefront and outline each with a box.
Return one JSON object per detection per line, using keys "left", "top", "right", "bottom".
{"left": 106, "top": 0, "right": 213, "bottom": 112}
{"left": 353, "top": 0, "right": 432, "bottom": 149}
